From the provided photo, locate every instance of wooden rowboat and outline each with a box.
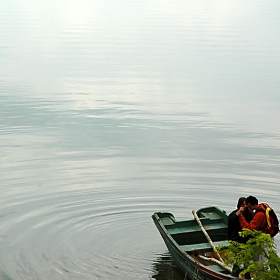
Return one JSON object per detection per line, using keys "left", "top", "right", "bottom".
{"left": 152, "top": 206, "right": 242, "bottom": 280}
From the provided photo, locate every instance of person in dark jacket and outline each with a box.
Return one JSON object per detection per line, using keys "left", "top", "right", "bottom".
{"left": 228, "top": 197, "right": 254, "bottom": 279}
{"left": 228, "top": 197, "right": 254, "bottom": 242}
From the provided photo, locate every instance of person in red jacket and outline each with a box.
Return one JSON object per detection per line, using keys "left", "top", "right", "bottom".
{"left": 238, "top": 196, "right": 267, "bottom": 232}
{"left": 238, "top": 196, "right": 268, "bottom": 264}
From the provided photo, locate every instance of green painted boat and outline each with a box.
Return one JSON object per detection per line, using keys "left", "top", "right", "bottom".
{"left": 152, "top": 206, "right": 242, "bottom": 280}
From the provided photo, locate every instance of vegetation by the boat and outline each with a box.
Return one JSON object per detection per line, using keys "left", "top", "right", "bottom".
{"left": 218, "top": 229, "right": 280, "bottom": 280}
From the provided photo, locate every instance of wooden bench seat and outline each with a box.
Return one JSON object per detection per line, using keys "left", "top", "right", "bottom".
{"left": 167, "top": 223, "right": 227, "bottom": 235}
{"left": 206, "top": 264, "right": 229, "bottom": 273}
{"left": 180, "top": 240, "right": 228, "bottom": 252}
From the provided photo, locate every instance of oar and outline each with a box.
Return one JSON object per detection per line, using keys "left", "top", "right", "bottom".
{"left": 198, "top": 255, "right": 232, "bottom": 273}
{"left": 192, "top": 210, "right": 232, "bottom": 273}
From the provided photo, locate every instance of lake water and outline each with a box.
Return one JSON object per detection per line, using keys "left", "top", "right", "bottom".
{"left": 1, "top": 1, "right": 280, "bottom": 279}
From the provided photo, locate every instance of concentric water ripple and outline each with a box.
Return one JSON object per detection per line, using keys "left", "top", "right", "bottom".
{"left": 0, "top": 188, "right": 185, "bottom": 279}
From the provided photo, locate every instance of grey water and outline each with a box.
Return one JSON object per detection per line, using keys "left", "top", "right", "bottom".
{"left": 1, "top": 1, "right": 280, "bottom": 279}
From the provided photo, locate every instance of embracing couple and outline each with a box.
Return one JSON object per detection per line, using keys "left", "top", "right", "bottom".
{"left": 228, "top": 196, "right": 276, "bottom": 279}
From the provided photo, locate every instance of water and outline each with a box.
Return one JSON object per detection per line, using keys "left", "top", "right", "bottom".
{"left": 1, "top": 1, "right": 280, "bottom": 279}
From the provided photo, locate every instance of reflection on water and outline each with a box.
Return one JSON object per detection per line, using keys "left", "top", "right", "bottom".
{"left": 1, "top": 0, "right": 280, "bottom": 279}
{"left": 152, "top": 253, "right": 185, "bottom": 280}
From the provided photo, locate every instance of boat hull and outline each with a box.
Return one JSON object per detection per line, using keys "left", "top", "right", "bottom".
{"left": 152, "top": 206, "right": 242, "bottom": 280}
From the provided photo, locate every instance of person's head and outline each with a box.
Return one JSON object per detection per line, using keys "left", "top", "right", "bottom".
{"left": 246, "top": 196, "right": 259, "bottom": 211}
{"left": 237, "top": 197, "right": 247, "bottom": 208}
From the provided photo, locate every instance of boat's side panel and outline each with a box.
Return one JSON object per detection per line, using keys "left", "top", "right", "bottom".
{"left": 158, "top": 225, "right": 234, "bottom": 280}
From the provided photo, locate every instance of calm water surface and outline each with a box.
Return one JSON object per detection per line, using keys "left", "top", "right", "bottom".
{"left": 1, "top": 1, "right": 280, "bottom": 279}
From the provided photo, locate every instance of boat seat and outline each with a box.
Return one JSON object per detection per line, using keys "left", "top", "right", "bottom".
{"left": 206, "top": 264, "right": 229, "bottom": 273}
{"left": 167, "top": 222, "right": 227, "bottom": 235}
{"left": 181, "top": 240, "right": 228, "bottom": 253}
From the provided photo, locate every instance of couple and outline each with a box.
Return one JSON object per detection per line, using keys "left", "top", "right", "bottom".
{"left": 228, "top": 196, "right": 269, "bottom": 279}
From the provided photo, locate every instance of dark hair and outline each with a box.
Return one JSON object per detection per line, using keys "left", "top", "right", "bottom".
{"left": 246, "top": 196, "right": 258, "bottom": 206}
{"left": 237, "top": 197, "right": 246, "bottom": 208}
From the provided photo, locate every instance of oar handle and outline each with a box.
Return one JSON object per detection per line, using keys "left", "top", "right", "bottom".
{"left": 198, "top": 255, "right": 232, "bottom": 273}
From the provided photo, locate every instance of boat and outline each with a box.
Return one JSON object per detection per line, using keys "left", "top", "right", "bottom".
{"left": 152, "top": 206, "right": 242, "bottom": 280}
